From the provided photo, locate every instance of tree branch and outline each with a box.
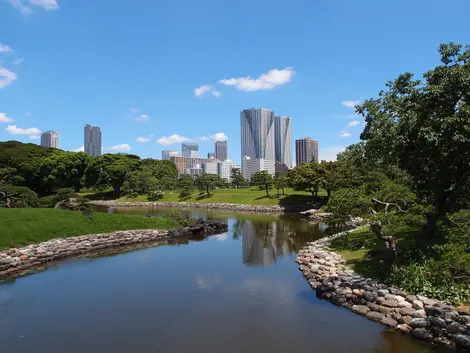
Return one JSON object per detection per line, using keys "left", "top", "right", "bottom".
{"left": 371, "top": 198, "right": 406, "bottom": 213}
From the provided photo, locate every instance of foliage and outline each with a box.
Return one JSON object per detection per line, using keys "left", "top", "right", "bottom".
{"left": 286, "top": 162, "right": 323, "bottom": 196}
{"left": 194, "top": 173, "right": 224, "bottom": 196}
{"left": 273, "top": 172, "right": 287, "bottom": 196}
{"left": 178, "top": 174, "right": 195, "bottom": 200}
{"left": 251, "top": 171, "right": 274, "bottom": 197}
{"left": 231, "top": 169, "right": 247, "bottom": 188}
{"left": 357, "top": 42, "right": 470, "bottom": 237}
{"left": 324, "top": 188, "right": 370, "bottom": 228}
{"left": 0, "top": 185, "right": 40, "bottom": 208}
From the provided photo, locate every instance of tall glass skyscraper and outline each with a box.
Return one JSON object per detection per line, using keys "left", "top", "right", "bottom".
{"left": 240, "top": 108, "right": 275, "bottom": 161}
{"left": 215, "top": 140, "right": 228, "bottom": 161}
{"left": 40, "top": 130, "right": 59, "bottom": 149}
{"left": 295, "top": 137, "right": 318, "bottom": 165}
{"left": 84, "top": 124, "right": 102, "bottom": 157}
{"left": 274, "top": 116, "right": 292, "bottom": 167}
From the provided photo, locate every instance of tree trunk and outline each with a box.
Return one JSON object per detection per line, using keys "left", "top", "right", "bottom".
{"left": 206, "top": 186, "right": 210, "bottom": 196}
{"left": 265, "top": 184, "right": 270, "bottom": 197}
{"left": 327, "top": 189, "right": 331, "bottom": 198}
{"left": 424, "top": 191, "right": 447, "bottom": 238}
{"left": 371, "top": 221, "right": 396, "bottom": 262}
{"left": 113, "top": 184, "right": 121, "bottom": 196}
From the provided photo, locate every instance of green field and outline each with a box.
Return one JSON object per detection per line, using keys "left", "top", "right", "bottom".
{"left": 0, "top": 208, "right": 179, "bottom": 250}
{"left": 84, "top": 187, "right": 327, "bottom": 207}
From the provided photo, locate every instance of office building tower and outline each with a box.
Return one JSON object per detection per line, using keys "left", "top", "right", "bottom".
{"left": 40, "top": 130, "right": 59, "bottom": 149}
{"left": 275, "top": 116, "right": 292, "bottom": 167}
{"left": 208, "top": 152, "right": 215, "bottom": 159}
{"left": 182, "top": 143, "right": 199, "bottom": 158}
{"left": 295, "top": 137, "right": 319, "bottom": 165}
{"left": 84, "top": 124, "right": 102, "bottom": 157}
{"left": 218, "top": 160, "right": 234, "bottom": 181}
{"left": 162, "top": 150, "right": 178, "bottom": 161}
{"left": 215, "top": 140, "right": 228, "bottom": 161}
{"left": 242, "top": 157, "right": 275, "bottom": 181}
{"left": 202, "top": 161, "right": 218, "bottom": 175}
{"left": 170, "top": 156, "right": 212, "bottom": 175}
{"left": 240, "top": 108, "right": 275, "bottom": 162}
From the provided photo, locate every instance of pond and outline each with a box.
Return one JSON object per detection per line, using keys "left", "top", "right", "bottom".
{"left": 0, "top": 207, "right": 452, "bottom": 353}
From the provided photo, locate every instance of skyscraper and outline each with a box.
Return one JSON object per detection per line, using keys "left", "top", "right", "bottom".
{"left": 162, "top": 150, "right": 178, "bottom": 160}
{"left": 215, "top": 140, "right": 228, "bottom": 161}
{"left": 40, "top": 130, "right": 59, "bottom": 149}
{"left": 84, "top": 124, "right": 102, "bottom": 157}
{"left": 274, "top": 116, "right": 292, "bottom": 167}
{"left": 182, "top": 143, "right": 199, "bottom": 158}
{"left": 240, "top": 108, "right": 275, "bottom": 161}
{"left": 295, "top": 137, "right": 318, "bottom": 165}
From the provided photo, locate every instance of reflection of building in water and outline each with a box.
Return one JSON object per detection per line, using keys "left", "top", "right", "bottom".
{"left": 241, "top": 220, "right": 290, "bottom": 266}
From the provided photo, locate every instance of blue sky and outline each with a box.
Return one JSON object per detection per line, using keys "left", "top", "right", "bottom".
{"left": 1, "top": 0, "right": 469, "bottom": 164}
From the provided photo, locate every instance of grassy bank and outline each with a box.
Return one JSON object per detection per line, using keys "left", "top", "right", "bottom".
{"left": 82, "top": 187, "right": 327, "bottom": 207}
{"left": 0, "top": 208, "right": 180, "bottom": 250}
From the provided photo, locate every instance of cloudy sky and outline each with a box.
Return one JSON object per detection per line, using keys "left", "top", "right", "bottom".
{"left": 1, "top": 0, "right": 469, "bottom": 162}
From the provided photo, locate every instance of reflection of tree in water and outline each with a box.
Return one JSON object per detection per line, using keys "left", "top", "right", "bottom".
{"left": 240, "top": 216, "right": 325, "bottom": 266}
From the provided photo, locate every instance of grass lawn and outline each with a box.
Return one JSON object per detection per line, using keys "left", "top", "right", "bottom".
{"left": 0, "top": 208, "right": 180, "bottom": 250}
{"left": 329, "top": 226, "right": 420, "bottom": 278}
{"left": 83, "top": 187, "right": 327, "bottom": 208}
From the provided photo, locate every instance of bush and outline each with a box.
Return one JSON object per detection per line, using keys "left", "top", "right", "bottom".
{"left": 39, "top": 195, "right": 59, "bottom": 208}
{"left": 147, "top": 190, "right": 164, "bottom": 201}
{"left": 0, "top": 186, "right": 40, "bottom": 208}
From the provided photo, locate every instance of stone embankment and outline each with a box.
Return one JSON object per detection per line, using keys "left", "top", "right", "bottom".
{"left": 297, "top": 230, "right": 470, "bottom": 351}
{"left": 90, "top": 200, "right": 287, "bottom": 213}
{"left": 0, "top": 220, "right": 227, "bottom": 278}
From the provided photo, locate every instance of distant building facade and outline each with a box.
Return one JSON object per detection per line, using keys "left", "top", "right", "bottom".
{"left": 170, "top": 156, "right": 212, "bottom": 175}
{"left": 242, "top": 157, "right": 275, "bottom": 181}
{"left": 218, "top": 160, "right": 235, "bottom": 182}
{"left": 84, "top": 124, "right": 101, "bottom": 157}
{"left": 40, "top": 130, "right": 59, "bottom": 149}
{"left": 274, "top": 116, "right": 292, "bottom": 167}
{"left": 202, "top": 161, "right": 218, "bottom": 175}
{"left": 215, "top": 140, "right": 228, "bottom": 161}
{"left": 182, "top": 143, "right": 199, "bottom": 158}
{"left": 275, "top": 162, "right": 289, "bottom": 175}
{"left": 162, "top": 150, "right": 178, "bottom": 161}
{"left": 295, "top": 137, "right": 318, "bottom": 165}
{"left": 207, "top": 152, "right": 215, "bottom": 159}
{"left": 240, "top": 108, "right": 275, "bottom": 162}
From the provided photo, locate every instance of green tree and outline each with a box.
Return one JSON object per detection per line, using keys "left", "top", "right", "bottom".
{"left": 178, "top": 174, "right": 195, "bottom": 200}
{"left": 231, "top": 169, "right": 247, "bottom": 188}
{"left": 251, "top": 171, "right": 274, "bottom": 197}
{"left": 273, "top": 172, "right": 287, "bottom": 196}
{"left": 357, "top": 42, "right": 470, "bottom": 237}
{"left": 286, "top": 162, "right": 323, "bottom": 196}
{"left": 194, "top": 173, "right": 221, "bottom": 196}
{"left": 83, "top": 154, "right": 142, "bottom": 196}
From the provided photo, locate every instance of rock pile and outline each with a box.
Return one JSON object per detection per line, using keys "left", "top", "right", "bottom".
{"left": 91, "top": 200, "right": 285, "bottom": 213}
{"left": 297, "top": 230, "right": 470, "bottom": 351}
{"left": 0, "top": 220, "right": 228, "bottom": 278}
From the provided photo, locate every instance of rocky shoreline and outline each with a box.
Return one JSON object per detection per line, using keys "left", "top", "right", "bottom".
{"left": 297, "top": 229, "right": 470, "bottom": 351}
{"left": 0, "top": 219, "right": 228, "bottom": 278}
{"left": 90, "top": 200, "right": 287, "bottom": 213}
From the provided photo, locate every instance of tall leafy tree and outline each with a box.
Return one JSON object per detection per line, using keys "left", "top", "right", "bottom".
{"left": 251, "top": 171, "right": 274, "bottom": 197}
{"left": 286, "top": 162, "right": 323, "bottom": 196}
{"left": 358, "top": 43, "right": 470, "bottom": 237}
{"left": 231, "top": 169, "right": 247, "bottom": 188}
{"left": 194, "top": 173, "right": 222, "bottom": 196}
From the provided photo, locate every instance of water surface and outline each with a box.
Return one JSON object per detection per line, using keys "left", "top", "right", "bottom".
{"left": 0, "top": 208, "right": 451, "bottom": 353}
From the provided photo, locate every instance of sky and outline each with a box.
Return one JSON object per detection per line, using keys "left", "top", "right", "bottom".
{"left": 1, "top": 0, "right": 469, "bottom": 164}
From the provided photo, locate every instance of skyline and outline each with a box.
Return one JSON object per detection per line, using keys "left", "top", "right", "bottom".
{"left": 1, "top": 0, "right": 469, "bottom": 163}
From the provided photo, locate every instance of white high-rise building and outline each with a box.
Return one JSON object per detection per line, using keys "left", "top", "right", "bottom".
{"left": 275, "top": 116, "right": 292, "bottom": 167}
{"left": 182, "top": 143, "right": 199, "bottom": 158}
{"left": 84, "top": 124, "right": 102, "bottom": 157}
{"left": 241, "top": 108, "right": 275, "bottom": 162}
{"left": 295, "top": 137, "right": 319, "bottom": 165}
{"left": 242, "top": 157, "right": 275, "bottom": 181}
{"left": 162, "top": 150, "right": 178, "bottom": 160}
{"left": 202, "top": 161, "right": 218, "bottom": 175}
{"left": 218, "top": 160, "right": 234, "bottom": 182}
{"left": 40, "top": 130, "right": 59, "bottom": 149}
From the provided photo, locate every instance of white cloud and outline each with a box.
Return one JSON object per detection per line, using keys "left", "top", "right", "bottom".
{"left": 13, "top": 58, "right": 24, "bottom": 65}
{"left": 29, "top": 135, "right": 40, "bottom": 140}
{"left": 202, "top": 132, "right": 228, "bottom": 141}
{"left": 72, "top": 146, "right": 84, "bottom": 152}
{"left": 136, "top": 134, "right": 154, "bottom": 143}
{"left": 129, "top": 107, "right": 139, "bottom": 113}
{"left": 342, "top": 100, "right": 360, "bottom": 108}
{"left": 319, "top": 146, "right": 346, "bottom": 162}
{"left": 156, "top": 134, "right": 190, "bottom": 146}
{"left": 8, "top": 0, "right": 59, "bottom": 13}
{"left": 348, "top": 120, "right": 361, "bottom": 127}
{"left": 340, "top": 130, "right": 351, "bottom": 137}
{"left": 194, "top": 84, "right": 212, "bottom": 97}
{"left": 137, "top": 113, "right": 151, "bottom": 121}
{"left": 219, "top": 67, "right": 295, "bottom": 92}
{"left": 103, "top": 144, "right": 132, "bottom": 152}
{"left": 0, "top": 66, "right": 18, "bottom": 88}
{"left": 4, "top": 125, "right": 41, "bottom": 136}
{"left": 0, "top": 113, "right": 15, "bottom": 123}
{"left": 0, "top": 43, "right": 13, "bottom": 53}
{"left": 211, "top": 90, "right": 221, "bottom": 98}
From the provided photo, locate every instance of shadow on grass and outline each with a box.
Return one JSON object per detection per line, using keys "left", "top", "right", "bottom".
{"left": 195, "top": 193, "right": 214, "bottom": 201}
{"left": 278, "top": 194, "right": 328, "bottom": 210}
